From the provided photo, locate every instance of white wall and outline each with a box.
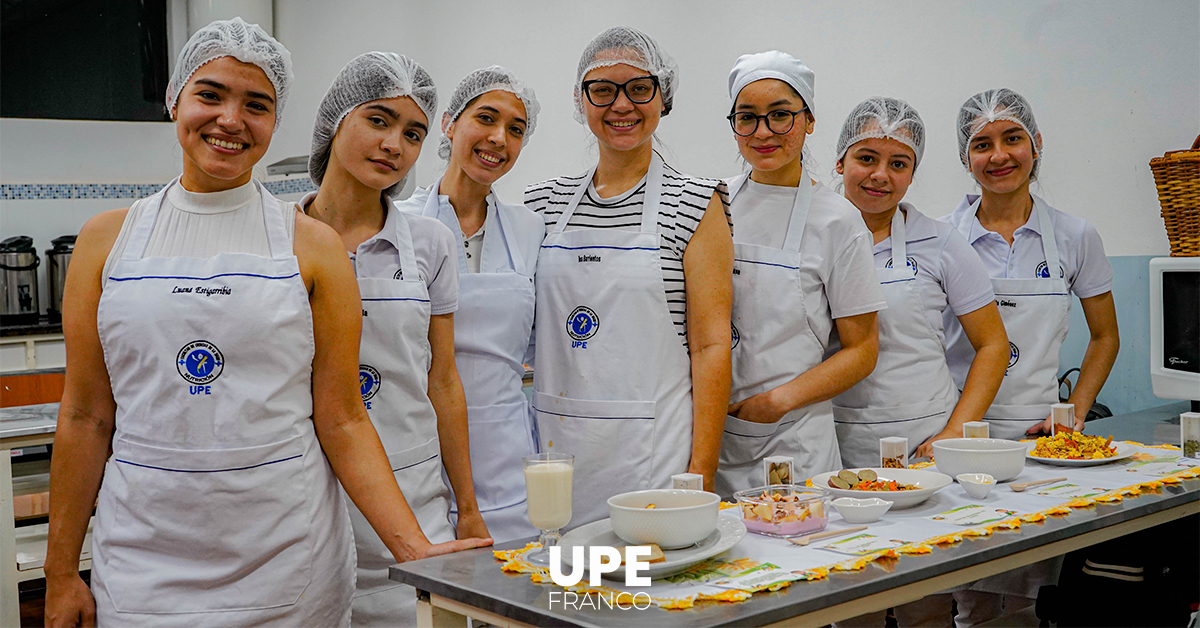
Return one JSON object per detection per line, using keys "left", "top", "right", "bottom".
{"left": 268, "top": 0, "right": 1197, "bottom": 257}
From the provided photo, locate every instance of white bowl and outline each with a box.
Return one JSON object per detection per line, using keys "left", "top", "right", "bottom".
{"left": 957, "top": 473, "right": 996, "bottom": 499}
{"left": 810, "top": 468, "right": 953, "bottom": 509}
{"left": 831, "top": 497, "right": 893, "bottom": 523}
{"left": 933, "top": 438, "right": 1026, "bottom": 482}
{"left": 607, "top": 489, "right": 719, "bottom": 550}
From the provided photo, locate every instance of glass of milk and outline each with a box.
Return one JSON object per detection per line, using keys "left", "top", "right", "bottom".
{"left": 522, "top": 452, "right": 574, "bottom": 565}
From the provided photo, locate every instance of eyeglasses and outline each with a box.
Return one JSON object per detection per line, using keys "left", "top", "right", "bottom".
{"left": 581, "top": 76, "right": 660, "bottom": 108}
{"left": 727, "top": 108, "right": 809, "bottom": 137}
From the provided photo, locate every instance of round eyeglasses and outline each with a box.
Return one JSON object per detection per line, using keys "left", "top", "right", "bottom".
{"left": 581, "top": 76, "right": 660, "bottom": 108}
{"left": 727, "top": 108, "right": 809, "bottom": 137}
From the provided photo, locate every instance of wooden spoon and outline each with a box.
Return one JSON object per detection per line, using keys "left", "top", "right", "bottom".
{"left": 1010, "top": 477, "right": 1068, "bottom": 492}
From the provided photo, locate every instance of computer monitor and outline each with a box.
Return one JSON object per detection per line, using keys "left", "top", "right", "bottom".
{"left": 1150, "top": 257, "right": 1200, "bottom": 408}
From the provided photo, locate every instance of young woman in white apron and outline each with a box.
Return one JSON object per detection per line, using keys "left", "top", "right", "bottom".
{"left": 831, "top": 98, "right": 1008, "bottom": 470}
{"left": 716, "top": 51, "right": 886, "bottom": 496}
{"left": 524, "top": 26, "right": 733, "bottom": 523}
{"left": 302, "top": 52, "right": 493, "bottom": 626}
{"left": 942, "top": 89, "right": 1119, "bottom": 626}
{"left": 44, "top": 23, "right": 483, "bottom": 628}
{"left": 396, "top": 66, "right": 543, "bottom": 543}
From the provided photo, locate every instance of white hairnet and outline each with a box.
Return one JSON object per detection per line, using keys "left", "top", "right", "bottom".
{"left": 166, "top": 17, "right": 293, "bottom": 125}
{"left": 957, "top": 88, "right": 1041, "bottom": 180}
{"left": 309, "top": 52, "right": 437, "bottom": 200}
{"left": 573, "top": 26, "right": 678, "bottom": 124}
{"left": 728, "top": 50, "right": 816, "bottom": 119}
{"left": 439, "top": 66, "right": 541, "bottom": 161}
{"left": 835, "top": 97, "right": 925, "bottom": 169}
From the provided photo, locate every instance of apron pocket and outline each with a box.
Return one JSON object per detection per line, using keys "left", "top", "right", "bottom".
{"left": 720, "top": 414, "right": 787, "bottom": 466}
{"left": 387, "top": 437, "right": 454, "bottom": 547}
{"left": 532, "top": 391, "right": 656, "bottom": 492}
{"left": 464, "top": 401, "right": 534, "bottom": 512}
{"left": 101, "top": 435, "right": 313, "bottom": 613}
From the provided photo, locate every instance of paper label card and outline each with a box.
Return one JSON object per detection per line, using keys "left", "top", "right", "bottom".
{"left": 925, "top": 504, "right": 1018, "bottom": 526}
{"left": 1033, "top": 483, "right": 1112, "bottom": 498}
{"left": 815, "top": 533, "right": 909, "bottom": 556}
{"left": 1125, "top": 454, "right": 1200, "bottom": 477}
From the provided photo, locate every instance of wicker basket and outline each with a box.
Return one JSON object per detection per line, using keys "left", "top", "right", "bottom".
{"left": 1150, "top": 136, "right": 1200, "bottom": 256}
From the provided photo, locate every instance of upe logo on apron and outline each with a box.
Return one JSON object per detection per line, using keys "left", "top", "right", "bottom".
{"left": 359, "top": 364, "right": 381, "bottom": 406}
{"left": 393, "top": 269, "right": 404, "bottom": 280}
{"left": 885, "top": 256, "right": 919, "bottom": 276}
{"left": 177, "top": 340, "right": 224, "bottom": 385}
{"left": 567, "top": 306, "right": 599, "bottom": 348}
{"left": 1007, "top": 342, "right": 1020, "bottom": 373}
{"left": 731, "top": 322, "right": 740, "bottom": 350}
{"left": 1035, "top": 261, "right": 1064, "bottom": 279}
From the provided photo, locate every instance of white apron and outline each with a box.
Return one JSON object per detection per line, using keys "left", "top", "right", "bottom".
{"left": 350, "top": 208, "right": 456, "bottom": 626}
{"left": 420, "top": 182, "right": 539, "bottom": 543}
{"left": 950, "top": 197, "right": 1070, "bottom": 440}
{"left": 717, "top": 172, "right": 842, "bottom": 497}
{"left": 833, "top": 208, "right": 959, "bottom": 468}
{"left": 92, "top": 178, "right": 354, "bottom": 627}
{"left": 533, "top": 153, "right": 694, "bottom": 525}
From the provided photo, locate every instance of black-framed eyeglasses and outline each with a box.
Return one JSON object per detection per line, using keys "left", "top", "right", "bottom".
{"left": 727, "top": 108, "right": 809, "bottom": 137}
{"left": 581, "top": 75, "right": 660, "bottom": 108}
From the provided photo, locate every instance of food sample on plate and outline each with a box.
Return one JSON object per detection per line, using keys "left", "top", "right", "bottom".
{"left": 828, "top": 469, "right": 918, "bottom": 491}
{"left": 734, "top": 485, "right": 829, "bottom": 537}
{"left": 1031, "top": 432, "right": 1117, "bottom": 460}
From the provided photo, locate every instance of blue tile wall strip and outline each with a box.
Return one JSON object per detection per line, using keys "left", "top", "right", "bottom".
{"left": 1, "top": 179, "right": 316, "bottom": 200}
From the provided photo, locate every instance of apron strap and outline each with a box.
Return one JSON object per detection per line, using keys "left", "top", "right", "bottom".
{"left": 491, "top": 194, "right": 528, "bottom": 276}
{"left": 726, "top": 170, "right": 812, "bottom": 254}
{"left": 551, "top": 166, "right": 596, "bottom": 234}
{"left": 553, "top": 148, "right": 666, "bottom": 236}
{"left": 257, "top": 181, "right": 292, "bottom": 260}
{"left": 121, "top": 177, "right": 179, "bottom": 261}
{"left": 891, "top": 204, "right": 908, "bottom": 266}
{"left": 1031, "top": 197, "right": 1061, "bottom": 277}
{"left": 391, "top": 207, "right": 420, "bottom": 278}
{"left": 420, "top": 176, "right": 473, "bottom": 272}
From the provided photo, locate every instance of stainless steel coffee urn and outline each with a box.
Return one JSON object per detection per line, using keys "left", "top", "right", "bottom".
{"left": 1, "top": 236, "right": 41, "bottom": 325}
{"left": 46, "top": 235, "right": 76, "bottom": 323}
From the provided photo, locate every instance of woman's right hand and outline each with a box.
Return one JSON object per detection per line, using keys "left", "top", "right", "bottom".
{"left": 44, "top": 574, "right": 95, "bottom": 628}
{"left": 416, "top": 536, "right": 495, "bottom": 561}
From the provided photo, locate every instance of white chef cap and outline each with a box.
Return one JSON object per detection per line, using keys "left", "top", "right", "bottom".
{"left": 957, "top": 88, "right": 1042, "bottom": 180}
{"left": 439, "top": 66, "right": 541, "bottom": 161}
{"left": 574, "top": 26, "right": 678, "bottom": 124}
{"left": 728, "top": 51, "right": 815, "bottom": 119}
{"left": 835, "top": 97, "right": 926, "bottom": 169}
{"left": 309, "top": 52, "right": 437, "bottom": 200}
{"left": 166, "top": 17, "right": 293, "bottom": 126}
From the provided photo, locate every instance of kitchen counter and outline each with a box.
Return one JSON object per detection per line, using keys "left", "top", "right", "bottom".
{"left": 389, "top": 401, "right": 1198, "bottom": 627}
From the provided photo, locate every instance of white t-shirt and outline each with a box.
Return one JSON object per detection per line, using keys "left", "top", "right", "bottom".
{"left": 941, "top": 194, "right": 1113, "bottom": 297}
{"left": 872, "top": 204, "right": 996, "bottom": 344}
{"left": 300, "top": 192, "right": 459, "bottom": 315}
{"left": 103, "top": 180, "right": 295, "bottom": 282}
{"left": 728, "top": 177, "right": 887, "bottom": 350}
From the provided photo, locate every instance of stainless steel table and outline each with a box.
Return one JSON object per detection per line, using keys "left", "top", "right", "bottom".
{"left": 389, "top": 402, "right": 1199, "bottom": 627}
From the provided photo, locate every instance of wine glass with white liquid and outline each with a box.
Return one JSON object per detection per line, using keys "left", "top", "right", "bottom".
{"left": 522, "top": 453, "right": 574, "bottom": 565}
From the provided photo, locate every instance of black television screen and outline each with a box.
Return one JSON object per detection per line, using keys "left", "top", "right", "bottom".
{"left": 1, "top": 0, "right": 170, "bottom": 122}
{"left": 1162, "top": 270, "right": 1200, "bottom": 374}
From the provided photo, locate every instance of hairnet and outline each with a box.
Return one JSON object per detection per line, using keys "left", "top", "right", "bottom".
{"left": 308, "top": 52, "right": 437, "bottom": 200}
{"left": 573, "top": 26, "right": 678, "bottom": 124}
{"left": 166, "top": 17, "right": 293, "bottom": 126}
{"left": 835, "top": 97, "right": 925, "bottom": 169}
{"left": 957, "top": 88, "right": 1042, "bottom": 180}
{"left": 728, "top": 50, "right": 816, "bottom": 119}
{"left": 439, "top": 66, "right": 541, "bottom": 161}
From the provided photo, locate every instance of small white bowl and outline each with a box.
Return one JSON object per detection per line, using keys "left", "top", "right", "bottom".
{"left": 831, "top": 497, "right": 893, "bottom": 523}
{"left": 957, "top": 473, "right": 996, "bottom": 499}
{"left": 607, "top": 489, "right": 719, "bottom": 550}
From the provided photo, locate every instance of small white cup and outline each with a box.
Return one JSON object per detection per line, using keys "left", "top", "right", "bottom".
{"left": 957, "top": 473, "right": 996, "bottom": 499}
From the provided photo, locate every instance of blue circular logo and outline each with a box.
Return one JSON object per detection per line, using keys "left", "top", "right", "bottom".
{"left": 885, "top": 256, "right": 919, "bottom": 276}
{"left": 177, "top": 340, "right": 224, "bottom": 385}
{"left": 1008, "top": 342, "right": 1020, "bottom": 370}
{"left": 1035, "top": 261, "right": 1063, "bottom": 279}
{"left": 359, "top": 365, "right": 381, "bottom": 401}
{"left": 731, "top": 322, "right": 740, "bottom": 350}
{"left": 566, "top": 306, "right": 599, "bottom": 341}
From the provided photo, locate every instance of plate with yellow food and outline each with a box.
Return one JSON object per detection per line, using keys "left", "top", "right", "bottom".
{"left": 810, "top": 468, "right": 953, "bottom": 509}
{"left": 1025, "top": 432, "right": 1137, "bottom": 467}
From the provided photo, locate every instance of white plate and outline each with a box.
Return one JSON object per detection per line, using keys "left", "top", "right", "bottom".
{"left": 559, "top": 513, "right": 746, "bottom": 580}
{"left": 811, "top": 468, "right": 953, "bottom": 509}
{"left": 1025, "top": 441, "right": 1137, "bottom": 467}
